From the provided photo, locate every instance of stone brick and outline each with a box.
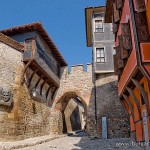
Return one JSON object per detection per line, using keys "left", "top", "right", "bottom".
{"left": 0, "top": 39, "right": 129, "bottom": 141}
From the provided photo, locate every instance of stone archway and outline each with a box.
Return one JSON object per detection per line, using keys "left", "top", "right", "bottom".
{"left": 51, "top": 91, "right": 87, "bottom": 134}
{"left": 49, "top": 65, "right": 93, "bottom": 134}
{"left": 49, "top": 65, "right": 129, "bottom": 138}
{"left": 53, "top": 91, "right": 87, "bottom": 111}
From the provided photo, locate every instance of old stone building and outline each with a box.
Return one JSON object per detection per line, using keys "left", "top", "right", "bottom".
{"left": 0, "top": 19, "right": 130, "bottom": 142}
{"left": 0, "top": 22, "right": 90, "bottom": 141}
{"left": 0, "top": 22, "right": 68, "bottom": 141}
{"left": 85, "top": 6, "right": 129, "bottom": 138}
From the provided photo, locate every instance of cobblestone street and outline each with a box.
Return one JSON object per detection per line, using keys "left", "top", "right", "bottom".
{"left": 19, "top": 132, "right": 144, "bottom": 150}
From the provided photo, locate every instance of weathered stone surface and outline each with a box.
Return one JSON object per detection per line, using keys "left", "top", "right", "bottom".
{"left": 87, "top": 73, "right": 129, "bottom": 138}
{"left": 64, "top": 99, "right": 85, "bottom": 133}
{"left": 0, "top": 41, "right": 129, "bottom": 141}
{"left": 51, "top": 65, "right": 129, "bottom": 138}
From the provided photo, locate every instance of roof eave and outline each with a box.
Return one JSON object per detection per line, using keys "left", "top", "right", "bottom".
{"left": 104, "top": 0, "right": 113, "bottom": 23}
{"left": 85, "top": 6, "right": 106, "bottom": 47}
{"left": 0, "top": 22, "right": 67, "bottom": 66}
{"left": 0, "top": 32, "right": 24, "bottom": 52}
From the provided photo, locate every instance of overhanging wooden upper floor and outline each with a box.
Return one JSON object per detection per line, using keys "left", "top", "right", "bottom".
{"left": 0, "top": 22, "right": 67, "bottom": 67}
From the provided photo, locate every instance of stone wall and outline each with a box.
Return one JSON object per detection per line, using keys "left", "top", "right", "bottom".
{"left": 0, "top": 42, "right": 53, "bottom": 141}
{"left": 52, "top": 65, "right": 129, "bottom": 138}
{"left": 49, "top": 64, "right": 93, "bottom": 134}
{"left": 0, "top": 42, "right": 129, "bottom": 141}
{"left": 64, "top": 99, "right": 84, "bottom": 133}
{"left": 0, "top": 65, "right": 54, "bottom": 141}
{"left": 0, "top": 42, "right": 22, "bottom": 89}
{"left": 86, "top": 73, "right": 129, "bottom": 138}
{"left": 0, "top": 42, "right": 23, "bottom": 141}
{"left": 53, "top": 64, "right": 93, "bottom": 106}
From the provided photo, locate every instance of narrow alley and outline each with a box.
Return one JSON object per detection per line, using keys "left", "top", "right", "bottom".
{"left": 0, "top": 0, "right": 150, "bottom": 150}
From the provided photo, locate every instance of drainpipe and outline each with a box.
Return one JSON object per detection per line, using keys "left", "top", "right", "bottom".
{"left": 91, "top": 9, "right": 98, "bottom": 133}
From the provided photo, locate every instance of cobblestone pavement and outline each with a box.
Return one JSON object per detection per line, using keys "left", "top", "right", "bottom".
{"left": 19, "top": 132, "right": 145, "bottom": 150}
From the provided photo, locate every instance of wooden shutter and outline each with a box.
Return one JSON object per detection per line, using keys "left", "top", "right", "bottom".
{"left": 114, "top": 54, "right": 122, "bottom": 75}
{"left": 114, "top": 54, "right": 118, "bottom": 72}
{"left": 113, "top": 2, "right": 120, "bottom": 22}
{"left": 121, "top": 22, "right": 132, "bottom": 50}
{"left": 116, "top": 46, "right": 121, "bottom": 58}
{"left": 116, "top": 0, "right": 123, "bottom": 10}
{"left": 116, "top": 46, "right": 124, "bottom": 69}
{"left": 133, "top": 0, "right": 146, "bottom": 12}
{"left": 112, "top": 14, "right": 118, "bottom": 33}
{"left": 118, "top": 35, "right": 128, "bottom": 59}
{"left": 118, "top": 59, "right": 124, "bottom": 69}
{"left": 135, "top": 12, "right": 150, "bottom": 42}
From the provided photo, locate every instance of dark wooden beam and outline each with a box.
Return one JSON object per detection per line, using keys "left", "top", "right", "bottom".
{"left": 51, "top": 87, "right": 58, "bottom": 100}
{"left": 122, "top": 94, "right": 135, "bottom": 122}
{"left": 126, "top": 87, "right": 141, "bottom": 118}
{"left": 113, "top": 2, "right": 120, "bottom": 22}
{"left": 22, "top": 59, "right": 34, "bottom": 85}
{"left": 46, "top": 86, "right": 51, "bottom": 99}
{"left": 131, "top": 78, "right": 150, "bottom": 115}
{"left": 35, "top": 74, "right": 45, "bottom": 88}
{"left": 40, "top": 79, "right": 50, "bottom": 96}
{"left": 28, "top": 69, "right": 38, "bottom": 87}
{"left": 133, "top": 0, "right": 146, "bottom": 12}
{"left": 40, "top": 81, "right": 46, "bottom": 96}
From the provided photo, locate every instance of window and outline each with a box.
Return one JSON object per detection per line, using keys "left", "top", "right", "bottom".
{"left": 94, "top": 13, "right": 104, "bottom": 18}
{"left": 96, "top": 48, "right": 105, "bottom": 63}
{"left": 95, "top": 20, "right": 103, "bottom": 32}
{"left": 25, "top": 39, "right": 33, "bottom": 51}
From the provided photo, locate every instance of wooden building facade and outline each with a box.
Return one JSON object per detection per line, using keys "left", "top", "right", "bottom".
{"left": 105, "top": 0, "right": 150, "bottom": 143}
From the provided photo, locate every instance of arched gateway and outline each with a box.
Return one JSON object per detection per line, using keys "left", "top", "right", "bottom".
{"left": 49, "top": 64, "right": 93, "bottom": 134}
{"left": 49, "top": 65, "right": 129, "bottom": 138}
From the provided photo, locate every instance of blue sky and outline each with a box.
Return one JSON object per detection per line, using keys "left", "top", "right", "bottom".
{"left": 0, "top": 0, "right": 105, "bottom": 67}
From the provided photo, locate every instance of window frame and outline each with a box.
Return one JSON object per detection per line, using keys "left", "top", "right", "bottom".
{"left": 96, "top": 47, "right": 106, "bottom": 63}
{"left": 94, "top": 19, "right": 104, "bottom": 33}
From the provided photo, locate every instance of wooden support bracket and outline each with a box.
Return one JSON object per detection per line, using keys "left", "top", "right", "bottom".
{"left": 131, "top": 78, "right": 150, "bottom": 115}
{"left": 28, "top": 69, "right": 38, "bottom": 87}
{"left": 123, "top": 94, "right": 135, "bottom": 122}
{"left": 126, "top": 87, "right": 142, "bottom": 118}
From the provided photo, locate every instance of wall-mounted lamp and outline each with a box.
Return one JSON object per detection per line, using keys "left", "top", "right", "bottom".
{"left": 31, "top": 88, "right": 39, "bottom": 97}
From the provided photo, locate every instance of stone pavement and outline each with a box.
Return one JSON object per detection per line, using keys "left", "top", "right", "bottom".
{"left": 0, "top": 132, "right": 145, "bottom": 150}
{"left": 0, "top": 134, "right": 66, "bottom": 150}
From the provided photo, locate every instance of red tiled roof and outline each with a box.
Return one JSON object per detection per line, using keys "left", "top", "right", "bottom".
{"left": 0, "top": 22, "right": 67, "bottom": 66}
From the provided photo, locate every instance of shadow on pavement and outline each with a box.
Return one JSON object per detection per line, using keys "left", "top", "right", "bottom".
{"left": 70, "top": 132, "right": 145, "bottom": 150}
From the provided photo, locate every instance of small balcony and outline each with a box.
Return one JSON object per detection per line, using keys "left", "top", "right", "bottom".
{"left": 23, "top": 39, "right": 60, "bottom": 87}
